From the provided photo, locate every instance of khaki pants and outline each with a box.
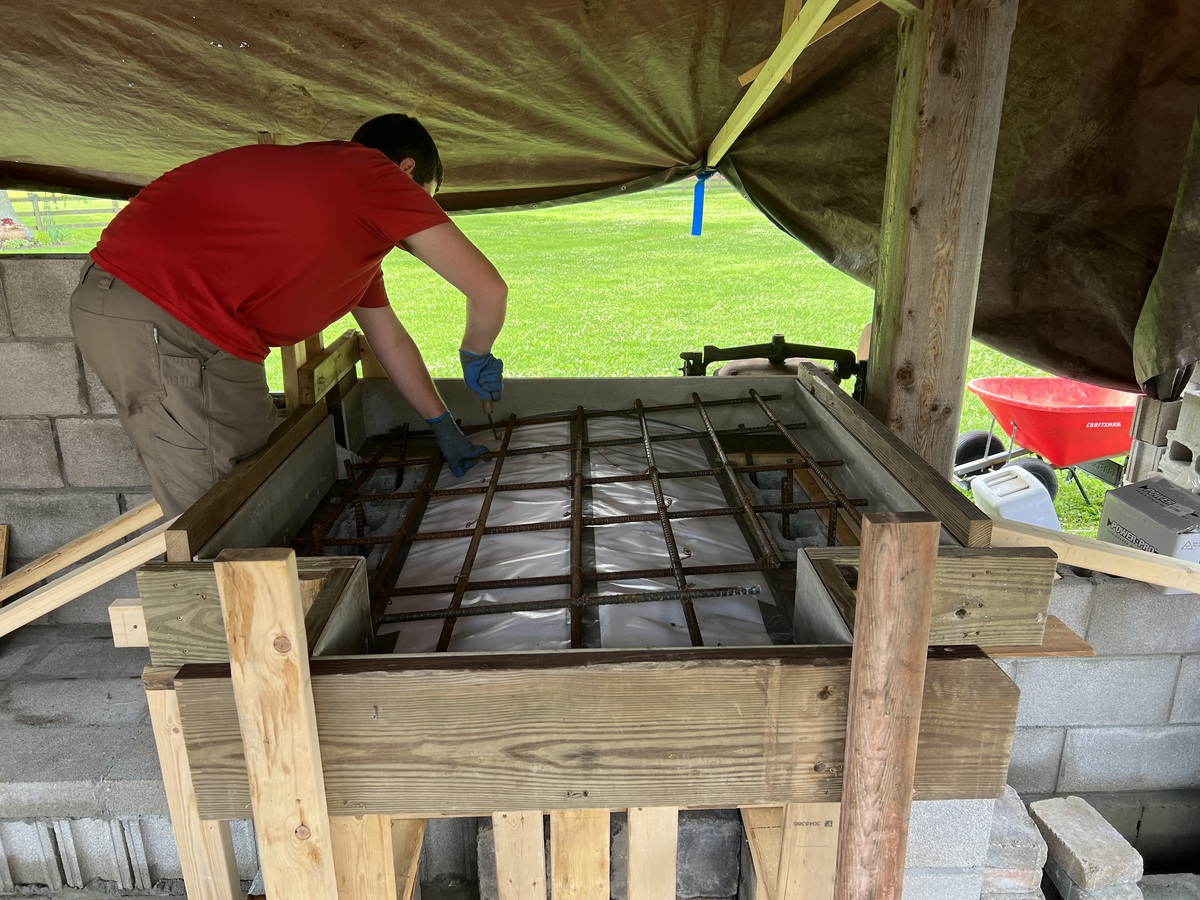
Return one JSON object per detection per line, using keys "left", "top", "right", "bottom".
{"left": 70, "top": 262, "right": 279, "bottom": 517}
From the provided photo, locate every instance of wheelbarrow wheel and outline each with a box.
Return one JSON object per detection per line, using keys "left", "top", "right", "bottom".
{"left": 955, "top": 430, "right": 1004, "bottom": 470}
{"left": 1008, "top": 457, "right": 1059, "bottom": 502}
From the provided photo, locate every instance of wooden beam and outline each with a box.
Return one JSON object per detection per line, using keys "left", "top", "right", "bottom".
{"left": 551, "top": 809, "right": 609, "bottom": 900}
{"left": 983, "top": 615, "right": 1095, "bottom": 659}
{"left": 173, "top": 646, "right": 1018, "bottom": 820}
{"left": 834, "top": 513, "right": 940, "bottom": 900}
{"left": 297, "top": 329, "right": 361, "bottom": 406}
{"left": 777, "top": 802, "right": 841, "bottom": 900}
{"left": 493, "top": 811, "right": 547, "bottom": 900}
{"left": 627, "top": 807, "right": 678, "bottom": 900}
{"left": 109, "top": 599, "right": 148, "bottom": 647}
{"left": 739, "top": 0, "right": 884, "bottom": 86}
{"left": 0, "top": 520, "right": 173, "bottom": 638}
{"left": 709, "top": 0, "right": 840, "bottom": 166}
{"left": 990, "top": 519, "right": 1200, "bottom": 593}
{"left": 0, "top": 500, "right": 163, "bottom": 603}
{"left": 214, "top": 548, "right": 338, "bottom": 900}
{"left": 864, "top": 0, "right": 1019, "bottom": 475}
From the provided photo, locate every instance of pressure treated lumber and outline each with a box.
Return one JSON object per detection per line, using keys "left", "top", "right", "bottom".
{"left": 298, "top": 329, "right": 360, "bottom": 406}
{"left": 173, "top": 646, "right": 1017, "bottom": 820}
{"left": 551, "top": 809, "right": 610, "bottom": 900}
{"left": 990, "top": 519, "right": 1200, "bottom": 593}
{"left": 864, "top": 0, "right": 1019, "bottom": 475}
{"left": 983, "top": 616, "right": 1095, "bottom": 658}
{"left": 281, "top": 334, "right": 323, "bottom": 412}
{"left": 0, "top": 520, "right": 173, "bottom": 638}
{"left": 165, "top": 398, "right": 327, "bottom": 562}
{"left": 738, "top": 0, "right": 884, "bottom": 85}
{"left": 0, "top": 499, "right": 162, "bottom": 603}
{"left": 627, "top": 807, "right": 678, "bottom": 900}
{"left": 493, "top": 812, "right": 547, "bottom": 900}
{"left": 777, "top": 802, "right": 841, "bottom": 900}
{"left": 214, "top": 547, "right": 339, "bottom": 900}
{"left": 834, "top": 513, "right": 941, "bottom": 900}
{"left": 143, "top": 667, "right": 242, "bottom": 900}
{"left": 109, "top": 599, "right": 149, "bottom": 647}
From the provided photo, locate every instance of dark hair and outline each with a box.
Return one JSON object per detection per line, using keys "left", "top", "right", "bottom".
{"left": 351, "top": 114, "right": 444, "bottom": 189}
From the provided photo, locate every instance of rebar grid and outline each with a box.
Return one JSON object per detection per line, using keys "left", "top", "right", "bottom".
{"left": 301, "top": 392, "right": 867, "bottom": 651}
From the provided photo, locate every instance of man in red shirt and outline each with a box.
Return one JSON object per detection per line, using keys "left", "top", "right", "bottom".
{"left": 70, "top": 114, "right": 506, "bottom": 517}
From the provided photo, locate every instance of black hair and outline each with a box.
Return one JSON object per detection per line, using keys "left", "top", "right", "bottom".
{"left": 351, "top": 114, "right": 444, "bottom": 189}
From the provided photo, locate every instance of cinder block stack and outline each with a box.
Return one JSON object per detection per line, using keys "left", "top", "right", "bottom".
{"left": 983, "top": 786, "right": 1048, "bottom": 900}
{"left": 1029, "top": 796, "right": 1144, "bottom": 900}
{"left": 1140, "top": 873, "right": 1200, "bottom": 899}
{"left": 1158, "top": 388, "right": 1200, "bottom": 492}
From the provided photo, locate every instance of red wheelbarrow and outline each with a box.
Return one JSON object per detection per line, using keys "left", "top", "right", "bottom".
{"left": 953, "top": 376, "right": 1141, "bottom": 505}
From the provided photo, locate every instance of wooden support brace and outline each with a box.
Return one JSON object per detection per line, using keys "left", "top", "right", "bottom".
{"left": 330, "top": 815, "right": 424, "bottom": 900}
{"left": 777, "top": 802, "right": 841, "bottom": 900}
{"left": 0, "top": 523, "right": 8, "bottom": 577}
{"left": 627, "top": 807, "right": 678, "bottom": 900}
{"left": 551, "top": 809, "right": 610, "bottom": 900}
{"left": 738, "top": 0, "right": 884, "bottom": 86}
{"left": 109, "top": 599, "right": 149, "bottom": 647}
{"left": 742, "top": 807, "right": 784, "bottom": 900}
{"left": 297, "top": 329, "right": 361, "bottom": 406}
{"left": 493, "top": 811, "right": 548, "bottom": 900}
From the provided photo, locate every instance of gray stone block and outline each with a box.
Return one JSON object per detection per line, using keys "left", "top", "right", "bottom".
{"left": 988, "top": 786, "right": 1047, "bottom": 870}
{"left": 58, "top": 417, "right": 149, "bottom": 488}
{"left": 0, "top": 257, "right": 81, "bottom": 338}
{"left": 1008, "top": 728, "right": 1066, "bottom": 794}
{"left": 1014, "top": 658, "right": 1180, "bottom": 727}
{"left": 103, "top": 729, "right": 169, "bottom": 817}
{"left": 47, "top": 568, "right": 139, "bottom": 625}
{"left": 0, "top": 675, "right": 146, "bottom": 728}
{"left": 83, "top": 358, "right": 117, "bottom": 414}
{"left": 1170, "top": 656, "right": 1200, "bottom": 724}
{"left": 23, "top": 623, "right": 148, "bottom": 680}
{"left": 1076, "top": 793, "right": 1142, "bottom": 844}
{"left": 981, "top": 892, "right": 1045, "bottom": 900}
{"left": 901, "top": 868, "right": 985, "bottom": 900}
{"left": 1049, "top": 570, "right": 1097, "bottom": 638}
{"left": 1059, "top": 727, "right": 1200, "bottom": 792}
{"left": 1046, "top": 855, "right": 1144, "bottom": 899}
{"left": 1086, "top": 581, "right": 1200, "bottom": 655}
{"left": 983, "top": 865, "right": 1043, "bottom": 894}
{"left": 0, "top": 340, "right": 86, "bottom": 415}
{"left": 0, "top": 491, "right": 120, "bottom": 564}
{"left": 0, "top": 418, "right": 63, "bottom": 488}
{"left": 1030, "top": 796, "right": 1143, "bottom": 889}
{"left": 0, "top": 820, "right": 62, "bottom": 889}
{"left": 671, "top": 809, "right": 742, "bottom": 899}
{"left": 1141, "top": 873, "right": 1200, "bottom": 900}
{"left": 1134, "top": 791, "right": 1200, "bottom": 873}
{"left": 0, "top": 277, "right": 11, "bottom": 339}
{"left": 906, "top": 799, "right": 994, "bottom": 869}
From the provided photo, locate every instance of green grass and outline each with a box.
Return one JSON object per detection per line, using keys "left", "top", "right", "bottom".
{"left": 3, "top": 181, "right": 1114, "bottom": 534}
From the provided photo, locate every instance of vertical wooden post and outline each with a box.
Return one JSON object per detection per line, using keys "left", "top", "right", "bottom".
{"left": 0, "top": 524, "right": 9, "bottom": 577}
{"left": 329, "top": 815, "right": 424, "bottom": 900}
{"left": 776, "top": 801, "right": 840, "bottom": 900}
{"left": 493, "top": 811, "right": 547, "bottom": 900}
{"left": 550, "top": 809, "right": 610, "bottom": 900}
{"left": 864, "top": 0, "right": 1019, "bottom": 474}
{"left": 282, "top": 335, "right": 323, "bottom": 412}
{"left": 214, "top": 547, "right": 339, "bottom": 900}
{"left": 833, "top": 512, "right": 940, "bottom": 900}
{"left": 627, "top": 807, "right": 678, "bottom": 900}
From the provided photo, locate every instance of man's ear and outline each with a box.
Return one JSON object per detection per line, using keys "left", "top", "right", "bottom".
{"left": 397, "top": 157, "right": 417, "bottom": 176}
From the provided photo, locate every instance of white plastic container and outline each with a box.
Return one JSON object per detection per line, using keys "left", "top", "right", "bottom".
{"left": 971, "top": 466, "right": 1062, "bottom": 531}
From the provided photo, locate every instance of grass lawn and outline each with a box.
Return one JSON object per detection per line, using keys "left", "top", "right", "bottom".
{"left": 2, "top": 181, "right": 1116, "bottom": 534}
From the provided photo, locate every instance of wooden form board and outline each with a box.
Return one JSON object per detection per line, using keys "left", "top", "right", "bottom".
{"left": 738, "top": 0, "right": 885, "bottom": 85}
{"left": 493, "top": 812, "right": 547, "bottom": 900}
{"left": 173, "top": 646, "right": 1017, "bottom": 821}
{"left": 627, "top": 807, "right": 678, "bottom": 900}
{"left": 298, "top": 329, "right": 361, "bottom": 406}
{"left": 551, "top": 809, "right": 610, "bottom": 900}
{"left": 806, "top": 545, "right": 1056, "bottom": 646}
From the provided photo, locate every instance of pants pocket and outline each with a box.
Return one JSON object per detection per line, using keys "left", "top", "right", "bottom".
{"left": 69, "top": 306, "right": 163, "bottom": 406}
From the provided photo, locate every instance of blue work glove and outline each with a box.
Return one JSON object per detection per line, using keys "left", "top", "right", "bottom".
{"left": 425, "top": 412, "right": 487, "bottom": 477}
{"left": 459, "top": 349, "right": 504, "bottom": 402}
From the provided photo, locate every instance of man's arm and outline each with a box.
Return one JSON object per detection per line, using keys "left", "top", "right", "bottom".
{"left": 351, "top": 304, "right": 447, "bottom": 420}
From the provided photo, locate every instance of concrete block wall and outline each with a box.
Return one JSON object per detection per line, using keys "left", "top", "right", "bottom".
{"left": 0, "top": 256, "right": 151, "bottom": 624}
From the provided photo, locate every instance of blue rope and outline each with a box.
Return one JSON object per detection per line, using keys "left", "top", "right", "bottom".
{"left": 691, "top": 170, "right": 716, "bottom": 236}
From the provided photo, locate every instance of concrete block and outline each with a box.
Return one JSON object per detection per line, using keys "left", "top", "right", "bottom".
{"left": 0, "top": 491, "right": 120, "bottom": 565}
{"left": 905, "top": 799, "right": 994, "bottom": 869}
{"left": 57, "top": 417, "right": 149, "bottom": 488}
{"left": 1029, "top": 796, "right": 1143, "bottom": 889}
{"left": 0, "top": 828, "right": 13, "bottom": 892}
{"left": 137, "top": 816, "right": 258, "bottom": 882}
{"left": 0, "top": 820, "right": 62, "bottom": 889}
{"left": 24, "top": 623, "right": 148, "bottom": 680}
{"left": 0, "top": 341, "right": 86, "bottom": 415}
{"left": 1059, "top": 727, "right": 1200, "bottom": 792}
{"left": 901, "top": 868, "right": 985, "bottom": 900}
{"left": 983, "top": 865, "right": 1042, "bottom": 893}
{"left": 122, "top": 818, "right": 149, "bottom": 890}
{"left": 1046, "top": 855, "right": 1144, "bottom": 899}
{"left": 0, "top": 674, "right": 147, "bottom": 727}
{"left": 1076, "top": 792, "right": 1143, "bottom": 844}
{"left": 0, "top": 275, "right": 11, "bottom": 339}
{"left": 1170, "top": 656, "right": 1200, "bottom": 724}
{"left": 0, "top": 257, "right": 81, "bottom": 338}
{"left": 1048, "top": 570, "right": 1097, "bottom": 638}
{"left": 1134, "top": 790, "right": 1200, "bottom": 873}
{"left": 1014, "top": 658, "right": 1179, "bottom": 727}
{"left": 988, "top": 786, "right": 1047, "bottom": 870}
{"left": 1007, "top": 728, "right": 1066, "bottom": 794}
{"left": 103, "top": 729, "right": 170, "bottom": 816}
{"left": 674, "top": 809, "right": 741, "bottom": 899}
{"left": 981, "top": 892, "right": 1045, "bottom": 900}
{"left": 1086, "top": 580, "right": 1200, "bottom": 655}
{"left": 46, "top": 567, "right": 139, "bottom": 626}
{"left": 1141, "top": 873, "right": 1200, "bottom": 900}
{"left": 0, "top": 418, "right": 63, "bottom": 488}
{"left": 82, "top": 358, "right": 117, "bottom": 414}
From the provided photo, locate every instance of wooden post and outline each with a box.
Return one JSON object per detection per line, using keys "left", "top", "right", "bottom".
{"left": 777, "top": 801, "right": 841, "bottom": 900}
{"left": 627, "top": 807, "right": 678, "bottom": 900}
{"left": 281, "top": 334, "right": 324, "bottom": 412}
{"left": 493, "top": 811, "right": 547, "bottom": 900}
{"left": 214, "top": 547, "right": 339, "bottom": 900}
{"left": 551, "top": 809, "right": 610, "bottom": 900}
{"left": 833, "top": 512, "right": 940, "bottom": 900}
{"left": 864, "top": 0, "right": 1019, "bottom": 474}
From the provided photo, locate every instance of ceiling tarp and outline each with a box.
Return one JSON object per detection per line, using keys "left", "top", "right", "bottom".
{"left": 2, "top": 1, "right": 1198, "bottom": 392}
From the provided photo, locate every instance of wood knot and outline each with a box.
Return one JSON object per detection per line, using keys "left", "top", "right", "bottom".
{"left": 273, "top": 636, "right": 292, "bottom": 654}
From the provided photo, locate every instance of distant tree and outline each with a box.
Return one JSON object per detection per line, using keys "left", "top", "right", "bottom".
{"left": 0, "top": 191, "right": 35, "bottom": 240}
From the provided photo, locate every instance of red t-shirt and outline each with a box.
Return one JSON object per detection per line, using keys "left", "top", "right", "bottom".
{"left": 91, "top": 141, "right": 450, "bottom": 361}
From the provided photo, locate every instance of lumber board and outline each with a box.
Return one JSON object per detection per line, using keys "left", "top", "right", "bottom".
{"left": 165, "top": 399, "right": 328, "bottom": 562}
{"left": 880, "top": 0, "right": 922, "bottom": 14}
{"left": 493, "top": 812, "right": 547, "bottom": 900}
{"left": 796, "top": 364, "right": 992, "bottom": 547}
{"left": 983, "top": 615, "right": 1095, "bottom": 658}
{"left": 298, "top": 329, "right": 360, "bottom": 406}
{"left": 806, "top": 545, "right": 1055, "bottom": 646}
{"left": 0, "top": 520, "right": 173, "bottom": 638}
{"left": 173, "top": 646, "right": 1018, "bottom": 820}
{"left": 990, "top": 519, "right": 1200, "bottom": 594}
{"left": 777, "top": 802, "right": 840, "bottom": 900}
{"left": 551, "top": 809, "right": 609, "bottom": 900}
{"left": 358, "top": 333, "right": 388, "bottom": 379}
{"left": 0, "top": 523, "right": 8, "bottom": 577}
{"left": 792, "top": 466, "right": 863, "bottom": 546}
{"left": 392, "top": 819, "right": 424, "bottom": 900}
{"left": 215, "top": 548, "right": 339, "bottom": 900}
{"left": 281, "top": 335, "right": 322, "bottom": 412}
{"left": 738, "top": 0, "right": 884, "bottom": 85}
{"left": 627, "top": 807, "right": 678, "bottom": 900}
{"left": 330, "top": 815, "right": 421, "bottom": 900}
{"left": 109, "top": 599, "right": 149, "bottom": 647}
{"left": 138, "top": 556, "right": 366, "bottom": 666}
{"left": 0, "top": 500, "right": 163, "bottom": 603}
{"left": 742, "top": 807, "right": 784, "bottom": 900}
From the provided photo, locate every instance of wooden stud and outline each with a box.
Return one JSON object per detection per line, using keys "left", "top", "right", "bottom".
{"left": 281, "top": 342, "right": 310, "bottom": 413}
{"left": 392, "top": 819, "right": 425, "bottom": 900}
{"left": 983, "top": 616, "right": 1095, "bottom": 659}
{"left": 493, "top": 811, "right": 547, "bottom": 900}
{"left": 109, "top": 599, "right": 149, "bottom": 647}
{"left": 834, "top": 513, "right": 941, "bottom": 900}
{"left": 738, "top": 0, "right": 885, "bottom": 86}
{"left": 0, "top": 523, "right": 8, "bottom": 577}
{"left": 330, "top": 815, "right": 423, "bottom": 900}
{"left": 143, "top": 667, "right": 242, "bottom": 900}
{"left": 777, "top": 802, "right": 841, "bottom": 900}
{"left": 627, "top": 807, "right": 678, "bottom": 900}
{"left": 709, "top": 0, "right": 840, "bottom": 166}
{"left": 214, "top": 547, "right": 339, "bottom": 900}
{"left": 742, "top": 807, "right": 784, "bottom": 900}
{"left": 298, "top": 330, "right": 361, "bottom": 406}
{"left": 0, "top": 500, "right": 163, "bottom": 603}
{"left": 551, "top": 809, "right": 609, "bottom": 900}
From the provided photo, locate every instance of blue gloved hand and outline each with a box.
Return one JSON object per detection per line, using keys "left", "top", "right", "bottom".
{"left": 425, "top": 412, "right": 487, "bottom": 477}
{"left": 459, "top": 349, "right": 504, "bottom": 402}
